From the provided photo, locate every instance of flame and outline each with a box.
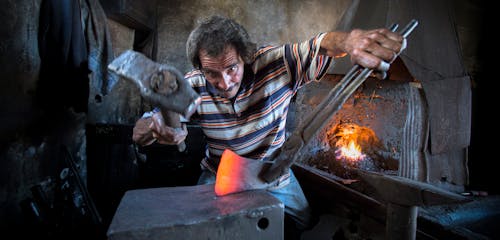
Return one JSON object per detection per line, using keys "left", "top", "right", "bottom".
{"left": 327, "top": 123, "right": 381, "bottom": 163}
{"left": 337, "top": 140, "right": 366, "bottom": 162}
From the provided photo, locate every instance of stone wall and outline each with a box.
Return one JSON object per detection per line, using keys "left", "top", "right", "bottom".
{"left": 156, "top": 0, "right": 350, "bottom": 73}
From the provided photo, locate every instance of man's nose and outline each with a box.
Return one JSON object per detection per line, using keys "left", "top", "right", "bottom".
{"left": 218, "top": 72, "right": 232, "bottom": 90}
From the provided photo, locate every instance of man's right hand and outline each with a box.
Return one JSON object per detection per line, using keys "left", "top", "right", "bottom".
{"left": 150, "top": 112, "right": 188, "bottom": 145}
{"left": 320, "top": 29, "right": 404, "bottom": 72}
{"left": 132, "top": 112, "right": 188, "bottom": 146}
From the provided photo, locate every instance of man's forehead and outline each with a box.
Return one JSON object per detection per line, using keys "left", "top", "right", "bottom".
{"left": 200, "top": 44, "right": 238, "bottom": 57}
{"left": 199, "top": 45, "right": 240, "bottom": 68}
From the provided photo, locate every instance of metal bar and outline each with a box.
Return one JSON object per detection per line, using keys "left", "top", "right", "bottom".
{"left": 400, "top": 19, "right": 419, "bottom": 38}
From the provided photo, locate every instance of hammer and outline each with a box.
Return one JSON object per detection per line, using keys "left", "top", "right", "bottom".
{"left": 108, "top": 50, "right": 201, "bottom": 152}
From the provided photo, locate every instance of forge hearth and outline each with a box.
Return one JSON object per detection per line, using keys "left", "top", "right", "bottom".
{"left": 291, "top": 74, "right": 426, "bottom": 183}
{"left": 287, "top": 65, "right": 474, "bottom": 239}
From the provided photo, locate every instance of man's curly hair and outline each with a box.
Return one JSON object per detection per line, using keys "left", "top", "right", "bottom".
{"left": 186, "top": 15, "right": 256, "bottom": 69}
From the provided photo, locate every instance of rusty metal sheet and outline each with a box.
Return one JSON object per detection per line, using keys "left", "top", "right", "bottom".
{"left": 422, "top": 76, "right": 471, "bottom": 154}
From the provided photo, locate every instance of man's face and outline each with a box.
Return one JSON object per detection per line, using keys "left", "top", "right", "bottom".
{"left": 199, "top": 45, "right": 244, "bottom": 99}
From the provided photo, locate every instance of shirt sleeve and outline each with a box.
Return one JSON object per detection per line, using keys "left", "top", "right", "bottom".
{"left": 283, "top": 32, "right": 333, "bottom": 90}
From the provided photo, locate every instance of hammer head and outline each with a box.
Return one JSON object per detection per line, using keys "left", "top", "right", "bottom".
{"left": 108, "top": 50, "right": 201, "bottom": 120}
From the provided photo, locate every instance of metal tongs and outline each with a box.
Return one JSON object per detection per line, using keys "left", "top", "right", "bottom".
{"left": 261, "top": 19, "right": 419, "bottom": 183}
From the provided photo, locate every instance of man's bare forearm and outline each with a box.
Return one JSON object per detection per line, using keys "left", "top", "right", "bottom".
{"left": 320, "top": 31, "right": 349, "bottom": 58}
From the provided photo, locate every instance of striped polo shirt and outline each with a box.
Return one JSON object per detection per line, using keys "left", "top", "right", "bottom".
{"left": 186, "top": 33, "right": 333, "bottom": 173}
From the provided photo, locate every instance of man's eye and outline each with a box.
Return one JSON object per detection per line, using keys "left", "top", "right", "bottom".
{"left": 229, "top": 65, "right": 238, "bottom": 72}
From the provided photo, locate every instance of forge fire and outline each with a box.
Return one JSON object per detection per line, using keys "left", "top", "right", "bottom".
{"left": 306, "top": 122, "right": 398, "bottom": 179}
{"left": 328, "top": 123, "right": 382, "bottom": 164}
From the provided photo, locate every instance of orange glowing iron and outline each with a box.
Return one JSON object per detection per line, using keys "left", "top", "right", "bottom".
{"left": 215, "top": 149, "right": 274, "bottom": 196}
